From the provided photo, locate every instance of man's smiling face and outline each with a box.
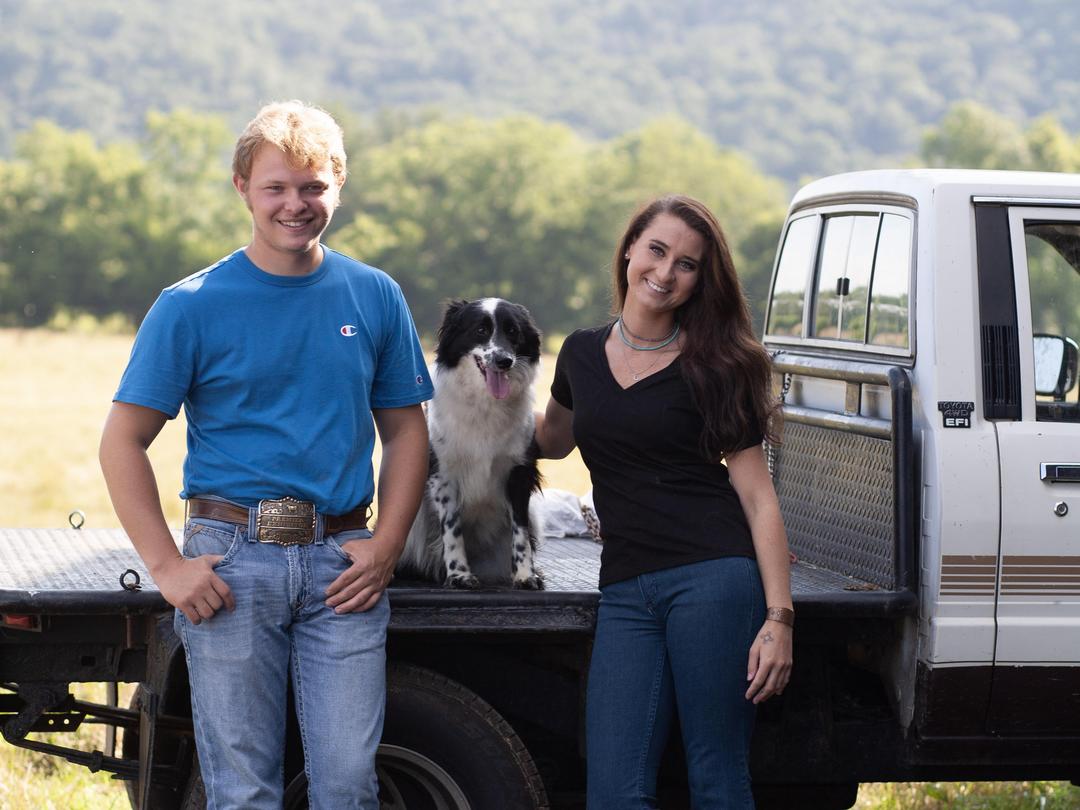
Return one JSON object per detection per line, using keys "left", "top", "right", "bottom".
{"left": 234, "top": 143, "right": 340, "bottom": 275}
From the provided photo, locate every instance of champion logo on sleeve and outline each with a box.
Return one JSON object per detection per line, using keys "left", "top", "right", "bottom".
{"left": 340, "top": 325, "right": 358, "bottom": 337}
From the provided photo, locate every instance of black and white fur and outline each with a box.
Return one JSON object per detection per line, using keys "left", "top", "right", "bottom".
{"left": 398, "top": 298, "right": 545, "bottom": 589}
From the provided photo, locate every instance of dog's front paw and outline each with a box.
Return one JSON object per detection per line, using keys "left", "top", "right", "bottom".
{"left": 513, "top": 571, "right": 545, "bottom": 590}
{"left": 445, "top": 572, "right": 481, "bottom": 589}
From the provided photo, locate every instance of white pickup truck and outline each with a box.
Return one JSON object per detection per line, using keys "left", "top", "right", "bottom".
{"left": 762, "top": 168, "right": 1080, "bottom": 802}
{"left": 1, "top": 169, "right": 1078, "bottom": 809}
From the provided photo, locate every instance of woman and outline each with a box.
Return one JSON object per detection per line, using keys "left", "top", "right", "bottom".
{"left": 536, "top": 195, "right": 793, "bottom": 808}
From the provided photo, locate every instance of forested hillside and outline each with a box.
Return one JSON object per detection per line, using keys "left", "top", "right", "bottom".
{"left": 2, "top": 0, "right": 1080, "bottom": 180}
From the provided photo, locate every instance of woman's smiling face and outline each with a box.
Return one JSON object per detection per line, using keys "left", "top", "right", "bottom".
{"left": 623, "top": 212, "right": 705, "bottom": 321}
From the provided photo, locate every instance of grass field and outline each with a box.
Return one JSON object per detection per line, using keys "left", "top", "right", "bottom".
{"left": 2, "top": 327, "right": 1078, "bottom": 808}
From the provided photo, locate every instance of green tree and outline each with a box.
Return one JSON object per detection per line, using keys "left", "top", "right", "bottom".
{"left": 0, "top": 110, "right": 246, "bottom": 326}
{"left": 124, "top": 108, "right": 249, "bottom": 317}
{"left": 332, "top": 115, "right": 601, "bottom": 337}
{"left": 1025, "top": 115, "right": 1080, "bottom": 173}
{"left": 737, "top": 212, "right": 788, "bottom": 336}
{"left": 920, "top": 101, "right": 1080, "bottom": 173}
{"left": 922, "top": 101, "right": 1031, "bottom": 169}
{"left": 0, "top": 121, "right": 146, "bottom": 325}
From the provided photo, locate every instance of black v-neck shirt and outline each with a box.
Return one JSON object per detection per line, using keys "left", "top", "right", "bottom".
{"left": 551, "top": 324, "right": 760, "bottom": 587}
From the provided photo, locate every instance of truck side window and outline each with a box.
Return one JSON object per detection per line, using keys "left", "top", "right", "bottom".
{"left": 1027, "top": 221, "right": 1080, "bottom": 420}
{"left": 766, "top": 204, "right": 913, "bottom": 353}
{"left": 812, "top": 215, "right": 877, "bottom": 341}
{"left": 868, "top": 214, "right": 912, "bottom": 348}
{"left": 766, "top": 215, "right": 817, "bottom": 337}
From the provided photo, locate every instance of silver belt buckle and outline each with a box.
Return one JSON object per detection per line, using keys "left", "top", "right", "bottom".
{"left": 256, "top": 497, "right": 316, "bottom": 545}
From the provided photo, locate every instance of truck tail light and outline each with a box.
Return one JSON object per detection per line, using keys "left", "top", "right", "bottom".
{"left": 1, "top": 614, "right": 41, "bottom": 631}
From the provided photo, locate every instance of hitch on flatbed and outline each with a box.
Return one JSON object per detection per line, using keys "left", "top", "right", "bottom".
{"left": 0, "top": 682, "right": 192, "bottom": 794}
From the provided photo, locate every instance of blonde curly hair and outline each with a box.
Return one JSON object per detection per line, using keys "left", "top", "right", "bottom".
{"left": 232, "top": 100, "right": 346, "bottom": 187}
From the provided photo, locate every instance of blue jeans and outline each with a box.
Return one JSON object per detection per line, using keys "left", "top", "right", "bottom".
{"left": 175, "top": 515, "right": 388, "bottom": 810}
{"left": 586, "top": 557, "right": 766, "bottom": 809}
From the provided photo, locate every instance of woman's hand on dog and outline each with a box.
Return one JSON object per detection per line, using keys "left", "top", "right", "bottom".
{"left": 324, "top": 534, "right": 400, "bottom": 613}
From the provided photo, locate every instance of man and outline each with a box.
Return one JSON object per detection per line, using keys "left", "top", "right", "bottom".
{"left": 99, "top": 100, "right": 432, "bottom": 809}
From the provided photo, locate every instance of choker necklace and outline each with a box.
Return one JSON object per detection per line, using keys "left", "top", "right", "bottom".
{"left": 621, "top": 319, "right": 670, "bottom": 342}
{"left": 616, "top": 318, "right": 680, "bottom": 351}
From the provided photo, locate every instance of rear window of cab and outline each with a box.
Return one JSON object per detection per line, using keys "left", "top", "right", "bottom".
{"left": 765, "top": 205, "right": 914, "bottom": 355}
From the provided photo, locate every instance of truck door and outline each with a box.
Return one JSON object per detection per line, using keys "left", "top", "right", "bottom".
{"left": 990, "top": 204, "right": 1080, "bottom": 732}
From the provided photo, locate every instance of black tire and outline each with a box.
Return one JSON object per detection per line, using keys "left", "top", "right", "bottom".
{"left": 179, "top": 757, "right": 207, "bottom": 810}
{"left": 283, "top": 662, "right": 549, "bottom": 810}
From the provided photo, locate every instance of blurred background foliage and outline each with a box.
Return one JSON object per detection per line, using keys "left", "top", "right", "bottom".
{"left": 2, "top": 0, "right": 1080, "bottom": 337}
{"left": 5, "top": 0, "right": 1080, "bottom": 180}
{"left": 2, "top": 102, "right": 1079, "bottom": 338}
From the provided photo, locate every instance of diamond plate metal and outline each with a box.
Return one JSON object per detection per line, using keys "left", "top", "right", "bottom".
{"left": 0, "top": 529, "right": 602, "bottom": 595}
{"left": 773, "top": 422, "right": 895, "bottom": 588}
{"left": 0, "top": 529, "right": 162, "bottom": 592}
{"left": 536, "top": 538, "right": 602, "bottom": 592}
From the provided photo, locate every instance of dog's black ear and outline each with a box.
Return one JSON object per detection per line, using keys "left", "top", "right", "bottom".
{"left": 512, "top": 302, "right": 538, "bottom": 331}
{"left": 435, "top": 299, "right": 471, "bottom": 363}
{"left": 438, "top": 299, "right": 469, "bottom": 340}
{"left": 512, "top": 303, "right": 542, "bottom": 361}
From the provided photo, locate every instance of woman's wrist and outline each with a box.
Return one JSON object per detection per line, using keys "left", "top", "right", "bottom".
{"left": 765, "top": 606, "right": 795, "bottom": 627}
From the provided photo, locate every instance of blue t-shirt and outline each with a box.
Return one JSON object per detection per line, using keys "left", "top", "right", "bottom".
{"left": 115, "top": 247, "right": 434, "bottom": 514}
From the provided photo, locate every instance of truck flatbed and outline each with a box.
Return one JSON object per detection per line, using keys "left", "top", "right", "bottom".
{"left": 0, "top": 528, "right": 912, "bottom": 628}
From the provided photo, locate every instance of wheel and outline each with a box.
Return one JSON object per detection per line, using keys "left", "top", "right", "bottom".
{"left": 178, "top": 757, "right": 207, "bottom": 810}
{"left": 176, "top": 662, "right": 549, "bottom": 809}
{"left": 379, "top": 662, "right": 547, "bottom": 808}
{"left": 283, "top": 742, "right": 474, "bottom": 810}
{"left": 178, "top": 739, "right": 478, "bottom": 810}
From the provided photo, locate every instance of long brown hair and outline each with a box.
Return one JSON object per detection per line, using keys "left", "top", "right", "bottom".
{"left": 611, "top": 195, "right": 779, "bottom": 459}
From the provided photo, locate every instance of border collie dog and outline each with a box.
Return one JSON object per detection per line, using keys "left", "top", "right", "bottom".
{"left": 398, "top": 298, "right": 545, "bottom": 589}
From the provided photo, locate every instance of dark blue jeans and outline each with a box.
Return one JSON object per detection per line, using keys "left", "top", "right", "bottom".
{"left": 586, "top": 557, "right": 766, "bottom": 809}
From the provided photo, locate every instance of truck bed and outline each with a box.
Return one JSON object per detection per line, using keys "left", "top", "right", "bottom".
{"left": 0, "top": 528, "right": 911, "bottom": 629}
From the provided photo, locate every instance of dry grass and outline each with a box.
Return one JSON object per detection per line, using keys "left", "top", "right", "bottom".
{"left": 855, "top": 781, "right": 1080, "bottom": 808}
{"left": 0, "top": 684, "right": 134, "bottom": 810}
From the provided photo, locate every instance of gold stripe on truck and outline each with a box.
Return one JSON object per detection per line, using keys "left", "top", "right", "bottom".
{"left": 1001, "top": 555, "right": 1080, "bottom": 596}
{"left": 939, "top": 555, "right": 996, "bottom": 596}
{"left": 940, "top": 555, "right": 1080, "bottom": 596}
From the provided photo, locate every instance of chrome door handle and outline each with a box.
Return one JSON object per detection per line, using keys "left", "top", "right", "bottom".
{"left": 1040, "top": 463, "right": 1080, "bottom": 482}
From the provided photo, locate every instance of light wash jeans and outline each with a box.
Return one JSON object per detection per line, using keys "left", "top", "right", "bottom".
{"left": 175, "top": 513, "right": 387, "bottom": 810}
{"left": 586, "top": 557, "right": 766, "bottom": 809}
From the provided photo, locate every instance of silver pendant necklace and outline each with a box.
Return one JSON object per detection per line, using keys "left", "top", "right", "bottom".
{"left": 623, "top": 346, "right": 665, "bottom": 381}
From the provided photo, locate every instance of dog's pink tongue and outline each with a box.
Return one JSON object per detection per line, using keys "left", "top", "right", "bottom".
{"left": 485, "top": 368, "right": 510, "bottom": 400}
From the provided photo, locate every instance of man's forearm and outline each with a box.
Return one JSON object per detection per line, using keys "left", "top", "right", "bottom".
{"left": 371, "top": 406, "right": 429, "bottom": 554}
{"left": 99, "top": 410, "right": 180, "bottom": 576}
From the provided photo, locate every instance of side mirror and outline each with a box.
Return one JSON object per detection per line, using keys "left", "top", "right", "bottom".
{"left": 1034, "top": 333, "right": 1079, "bottom": 401}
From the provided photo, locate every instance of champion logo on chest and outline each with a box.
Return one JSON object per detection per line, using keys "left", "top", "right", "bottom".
{"left": 340, "top": 324, "right": 358, "bottom": 337}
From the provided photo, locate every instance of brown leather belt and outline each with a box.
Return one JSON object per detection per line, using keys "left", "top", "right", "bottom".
{"left": 187, "top": 496, "right": 369, "bottom": 545}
